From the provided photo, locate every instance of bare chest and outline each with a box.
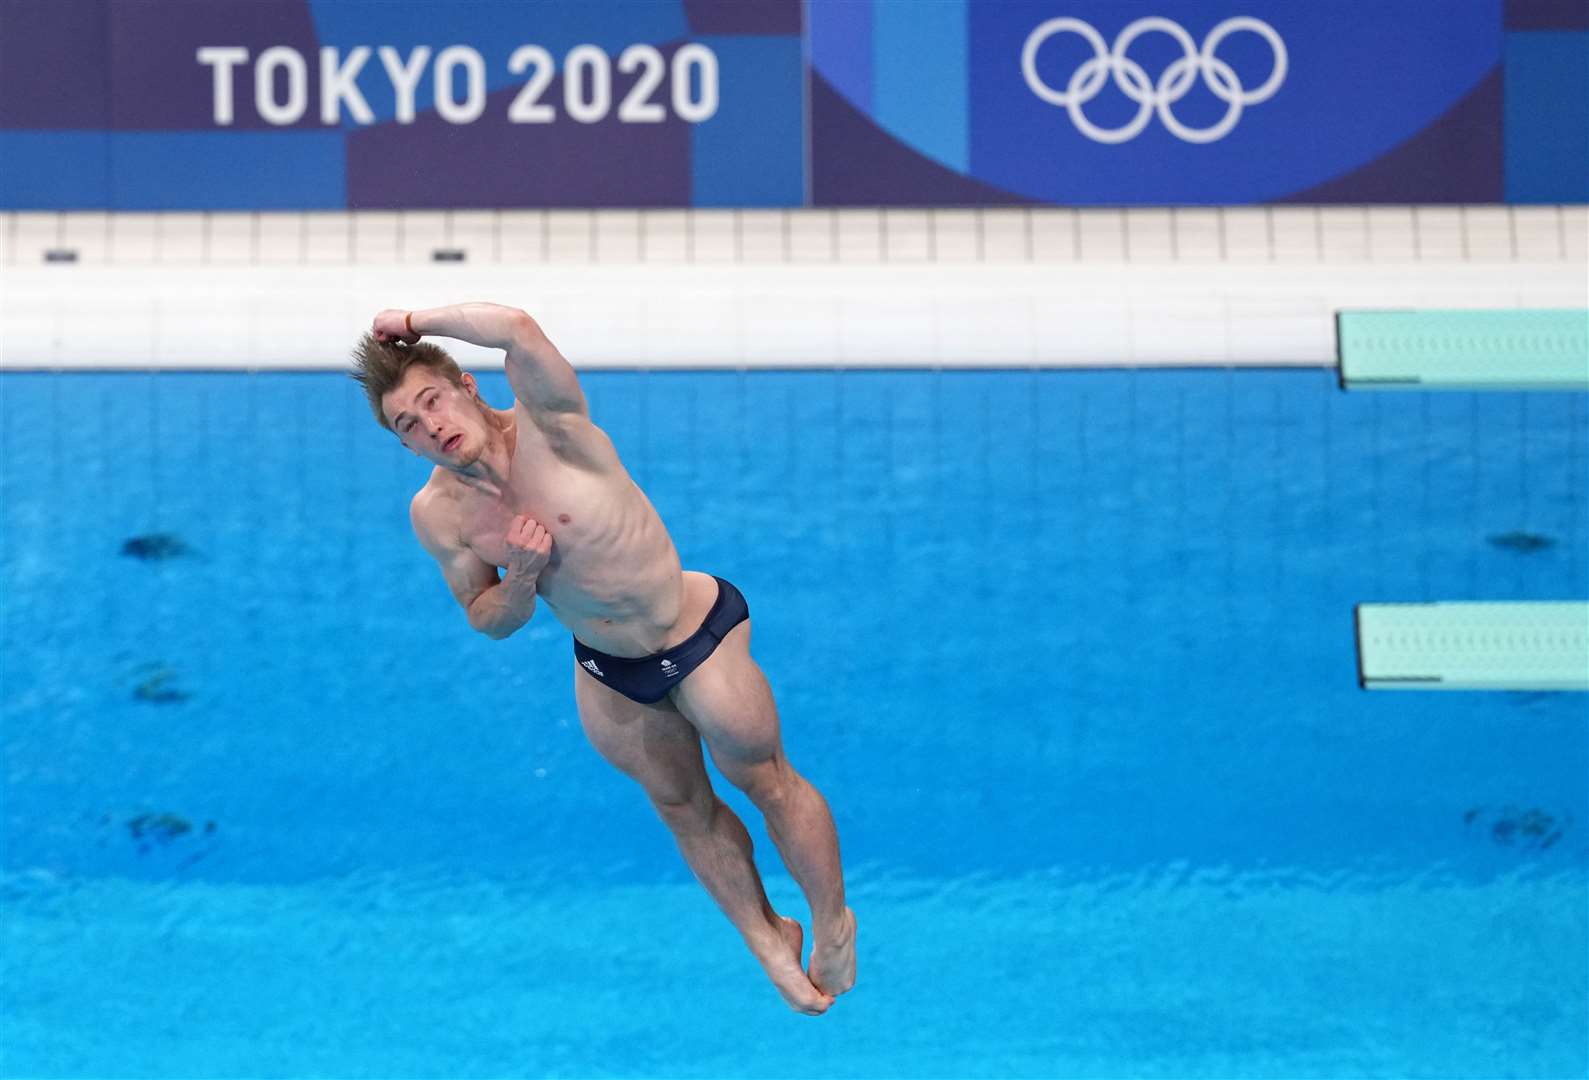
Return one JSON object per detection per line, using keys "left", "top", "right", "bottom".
{"left": 460, "top": 484, "right": 577, "bottom": 569}
{"left": 435, "top": 414, "right": 680, "bottom": 636}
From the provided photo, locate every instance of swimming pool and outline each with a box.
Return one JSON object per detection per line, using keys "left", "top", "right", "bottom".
{"left": 3, "top": 367, "right": 1585, "bottom": 1078}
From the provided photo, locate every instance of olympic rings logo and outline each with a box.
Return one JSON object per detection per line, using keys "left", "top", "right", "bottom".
{"left": 1020, "top": 16, "right": 1287, "bottom": 144}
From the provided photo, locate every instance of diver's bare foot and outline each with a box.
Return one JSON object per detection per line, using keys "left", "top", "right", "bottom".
{"left": 809, "top": 907, "right": 857, "bottom": 996}
{"left": 751, "top": 916, "right": 833, "bottom": 1015}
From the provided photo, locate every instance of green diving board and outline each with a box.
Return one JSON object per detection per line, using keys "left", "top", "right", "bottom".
{"left": 1337, "top": 309, "right": 1589, "bottom": 390}
{"left": 1355, "top": 602, "right": 1589, "bottom": 691}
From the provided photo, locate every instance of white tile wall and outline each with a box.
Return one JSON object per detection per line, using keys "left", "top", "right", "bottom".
{"left": 1318, "top": 207, "right": 1369, "bottom": 262}
{"left": 61, "top": 213, "right": 110, "bottom": 263}
{"left": 1562, "top": 206, "right": 1587, "bottom": 260}
{"left": 499, "top": 210, "right": 546, "bottom": 261}
{"left": 1029, "top": 209, "right": 1077, "bottom": 261}
{"left": 0, "top": 302, "right": 58, "bottom": 363}
{"left": 12, "top": 213, "right": 62, "bottom": 264}
{"left": 1269, "top": 208, "right": 1320, "bottom": 262}
{"left": 737, "top": 210, "right": 786, "bottom": 262}
{"left": 256, "top": 214, "right": 304, "bottom": 263}
{"left": 1076, "top": 210, "right": 1127, "bottom": 262}
{"left": 1222, "top": 207, "right": 1271, "bottom": 261}
{"left": 838, "top": 289, "right": 935, "bottom": 363}
{"left": 834, "top": 209, "right": 882, "bottom": 261}
{"left": 400, "top": 211, "right": 451, "bottom": 264}
{"left": 7, "top": 205, "right": 1585, "bottom": 269}
{"left": 690, "top": 210, "right": 738, "bottom": 263}
{"left": 148, "top": 292, "right": 255, "bottom": 365}
{"left": 452, "top": 211, "right": 499, "bottom": 262}
{"left": 1131, "top": 297, "right": 1229, "bottom": 363}
{"left": 352, "top": 212, "right": 401, "bottom": 263}
{"left": 1125, "top": 209, "right": 1175, "bottom": 261}
{"left": 566, "top": 289, "right": 646, "bottom": 359}
{"left": 1366, "top": 207, "right": 1417, "bottom": 260}
{"left": 639, "top": 210, "right": 688, "bottom": 263}
{"left": 1173, "top": 209, "right": 1223, "bottom": 262}
{"left": 881, "top": 210, "right": 931, "bottom": 262}
{"left": 303, "top": 213, "right": 351, "bottom": 264}
{"left": 1513, "top": 206, "right": 1563, "bottom": 260}
{"left": 931, "top": 210, "right": 981, "bottom": 262}
{"left": 640, "top": 277, "right": 737, "bottom": 361}
{"left": 208, "top": 215, "right": 256, "bottom": 264}
{"left": 594, "top": 210, "right": 642, "bottom": 263}
{"left": 742, "top": 288, "right": 836, "bottom": 362}
{"left": 1227, "top": 296, "right": 1332, "bottom": 364}
{"left": 158, "top": 213, "right": 208, "bottom": 263}
{"left": 1414, "top": 206, "right": 1466, "bottom": 261}
{"left": 543, "top": 211, "right": 593, "bottom": 263}
{"left": 109, "top": 213, "right": 160, "bottom": 263}
{"left": 1033, "top": 299, "right": 1131, "bottom": 363}
{"left": 787, "top": 209, "right": 835, "bottom": 263}
{"left": 3, "top": 206, "right": 1582, "bottom": 369}
{"left": 938, "top": 290, "right": 1031, "bottom": 361}
{"left": 981, "top": 210, "right": 1030, "bottom": 262}
{"left": 1462, "top": 206, "right": 1513, "bottom": 261}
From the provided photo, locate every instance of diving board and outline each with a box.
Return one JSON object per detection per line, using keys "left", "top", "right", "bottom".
{"left": 1355, "top": 602, "right": 1589, "bottom": 691}
{"left": 1337, "top": 309, "right": 1589, "bottom": 390}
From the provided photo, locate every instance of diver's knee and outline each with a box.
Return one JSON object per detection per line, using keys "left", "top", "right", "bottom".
{"left": 731, "top": 757, "right": 797, "bottom": 816}
{"left": 650, "top": 786, "right": 716, "bottom": 834}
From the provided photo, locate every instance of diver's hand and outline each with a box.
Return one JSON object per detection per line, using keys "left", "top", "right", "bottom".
{"left": 372, "top": 309, "right": 421, "bottom": 345}
{"left": 504, "top": 514, "right": 553, "bottom": 582}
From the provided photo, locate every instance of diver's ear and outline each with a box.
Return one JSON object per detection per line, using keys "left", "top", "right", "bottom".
{"left": 460, "top": 372, "right": 479, "bottom": 397}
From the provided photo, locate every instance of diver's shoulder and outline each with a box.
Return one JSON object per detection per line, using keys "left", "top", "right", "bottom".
{"left": 515, "top": 399, "right": 621, "bottom": 472}
{"left": 409, "top": 469, "right": 458, "bottom": 521}
{"left": 408, "top": 477, "right": 469, "bottom": 556}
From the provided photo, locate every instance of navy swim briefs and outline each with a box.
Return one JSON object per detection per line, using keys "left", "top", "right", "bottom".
{"left": 573, "top": 576, "right": 749, "bottom": 704}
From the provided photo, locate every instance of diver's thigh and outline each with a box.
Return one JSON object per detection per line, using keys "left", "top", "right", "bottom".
{"left": 669, "top": 621, "right": 782, "bottom": 768}
{"left": 573, "top": 660, "right": 710, "bottom": 804}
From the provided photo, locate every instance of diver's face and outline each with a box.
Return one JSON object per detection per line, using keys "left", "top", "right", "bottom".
{"left": 383, "top": 367, "right": 489, "bottom": 467}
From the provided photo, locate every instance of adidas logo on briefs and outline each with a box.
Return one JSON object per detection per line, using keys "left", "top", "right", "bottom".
{"left": 581, "top": 658, "right": 604, "bottom": 677}
{"left": 661, "top": 659, "right": 680, "bottom": 677}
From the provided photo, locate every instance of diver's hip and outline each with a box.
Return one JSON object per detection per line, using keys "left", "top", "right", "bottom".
{"left": 543, "top": 565, "right": 718, "bottom": 658}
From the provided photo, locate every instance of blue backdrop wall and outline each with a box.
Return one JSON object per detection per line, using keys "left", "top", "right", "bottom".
{"left": 1, "top": 0, "right": 1585, "bottom": 209}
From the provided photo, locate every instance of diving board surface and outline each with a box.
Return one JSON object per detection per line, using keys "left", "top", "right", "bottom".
{"left": 1355, "top": 602, "right": 1589, "bottom": 691}
{"left": 1337, "top": 309, "right": 1589, "bottom": 390}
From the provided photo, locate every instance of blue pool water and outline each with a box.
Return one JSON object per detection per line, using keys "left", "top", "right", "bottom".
{"left": 2, "top": 368, "right": 1586, "bottom": 1078}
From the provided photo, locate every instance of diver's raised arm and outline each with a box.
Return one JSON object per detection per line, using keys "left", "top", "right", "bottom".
{"left": 373, "top": 303, "right": 586, "bottom": 416}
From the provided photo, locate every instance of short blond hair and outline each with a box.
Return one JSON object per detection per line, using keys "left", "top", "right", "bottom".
{"left": 349, "top": 333, "right": 467, "bottom": 431}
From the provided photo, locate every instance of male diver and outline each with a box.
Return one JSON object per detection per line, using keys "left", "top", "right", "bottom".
{"left": 352, "top": 302, "right": 855, "bottom": 1014}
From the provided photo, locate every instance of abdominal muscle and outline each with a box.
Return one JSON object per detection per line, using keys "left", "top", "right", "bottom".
{"left": 532, "top": 489, "right": 691, "bottom": 657}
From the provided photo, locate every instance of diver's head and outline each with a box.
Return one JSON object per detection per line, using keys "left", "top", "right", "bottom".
{"left": 351, "top": 334, "right": 494, "bottom": 467}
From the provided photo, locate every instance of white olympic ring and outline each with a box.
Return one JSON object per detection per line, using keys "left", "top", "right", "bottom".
{"left": 1021, "top": 16, "right": 1288, "bottom": 144}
